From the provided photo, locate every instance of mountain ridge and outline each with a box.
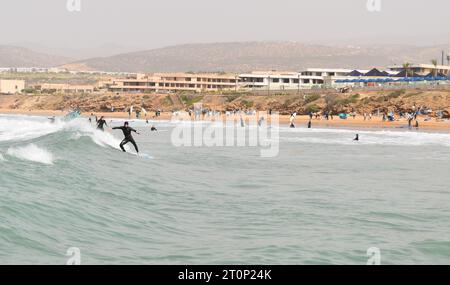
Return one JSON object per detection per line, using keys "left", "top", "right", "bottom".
{"left": 0, "top": 45, "right": 72, "bottom": 68}
{"left": 62, "top": 41, "right": 450, "bottom": 73}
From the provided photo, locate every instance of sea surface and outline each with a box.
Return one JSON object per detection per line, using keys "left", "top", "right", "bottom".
{"left": 1, "top": 114, "right": 450, "bottom": 264}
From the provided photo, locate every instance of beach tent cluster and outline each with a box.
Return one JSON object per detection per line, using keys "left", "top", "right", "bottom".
{"left": 335, "top": 68, "right": 450, "bottom": 84}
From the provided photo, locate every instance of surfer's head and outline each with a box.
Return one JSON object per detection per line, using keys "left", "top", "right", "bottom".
{"left": 124, "top": 121, "right": 129, "bottom": 127}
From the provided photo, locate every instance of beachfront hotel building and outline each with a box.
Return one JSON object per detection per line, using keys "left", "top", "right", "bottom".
{"left": 108, "top": 73, "right": 239, "bottom": 93}
{"left": 100, "top": 63, "right": 450, "bottom": 94}
{"left": 0, "top": 79, "right": 25, "bottom": 94}
{"left": 388, "top": 64, "right": 450, "bottom": 76}
{"left": 239, "top": 69, "right": 369, "bottom": 90}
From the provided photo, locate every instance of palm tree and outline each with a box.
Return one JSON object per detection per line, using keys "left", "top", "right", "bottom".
{"left": 431, "top": 59, "right": 438, "bottom": 77}
{"left": 402, "top": 62, "right": 411, "bottom": 78}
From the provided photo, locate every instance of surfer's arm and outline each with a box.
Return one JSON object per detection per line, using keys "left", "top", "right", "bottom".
{"left": 112, "top": 127, "right": 121, "bottom": 130}
{"left": 131, "top": 128, "right": 140, "bottom": 134}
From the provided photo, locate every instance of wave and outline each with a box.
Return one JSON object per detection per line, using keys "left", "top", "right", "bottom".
{"left": 280, "top": 127, "right": 450, "bottom": 147}
{"left": 0, "top": 114, "right": 132, "bottom": 154}
{"left": 0, "top": 115, "right": 65, "bottom": 142}
{"left": 0, "top": 153, "right": 4, "bottom": 161}
{"left": 7, "top": 144, "right": 54, "bottom": 165}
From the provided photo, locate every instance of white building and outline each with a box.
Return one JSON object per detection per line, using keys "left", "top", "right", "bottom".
{"left": 239, "top": 71, "right": 326, "bottom": 90}
{"left": 0, "top": 79, "right": 25, "bottom": 94}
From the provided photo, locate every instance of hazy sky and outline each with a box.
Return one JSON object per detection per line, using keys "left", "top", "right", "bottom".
{"left": 1, "top": 0, "right": 449, "bottom": 57}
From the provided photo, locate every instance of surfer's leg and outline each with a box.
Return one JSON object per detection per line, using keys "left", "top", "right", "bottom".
{"left": 119, "top": 139, "right": 129, "bottom": 152}
{"left": 130, "top": 138, "right": 139, "bottom": 153}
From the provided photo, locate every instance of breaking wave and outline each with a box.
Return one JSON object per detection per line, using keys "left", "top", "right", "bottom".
{"left": 0, "top": 114, "right": 124, "bottom": 151}
{"left": 7, "top": 144, "right": 54, "bottom": 165}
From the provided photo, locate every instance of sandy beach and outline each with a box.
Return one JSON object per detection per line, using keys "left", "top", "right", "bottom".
{"left": 2, "top": 108, "right": 450, "bottom": 131}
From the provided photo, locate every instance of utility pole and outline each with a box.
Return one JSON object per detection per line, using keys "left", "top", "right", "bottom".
{"left": 267, "top": 76, "right": 271, "bottom": 96}
{"left": 442, "top": 51, "right": 445, "bottom": 66}
{"left": 297, "top": 74, "right": 300, "bottom": 95}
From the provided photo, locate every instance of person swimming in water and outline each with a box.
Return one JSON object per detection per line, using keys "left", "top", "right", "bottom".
{"left": 151, "top": 125, "right": 157, "bottom": 131}
{"left": 354, "top": 134, "right": 359, "bottom": 141}
{"left": 96, "top": 116, "right": 108, "bottom": 131}
{"left": 113, "top": 122, "right": 140, "bottom": 153}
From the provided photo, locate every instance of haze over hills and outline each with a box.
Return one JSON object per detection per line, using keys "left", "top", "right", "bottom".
{"left": 0, "top": 45, "right": 72, "bottom": 68}
{"left": 1, "top": 42, "right": 450, "bottom": 72}
{"left": 63, "top": 42, "right": 450, "bottom": 73}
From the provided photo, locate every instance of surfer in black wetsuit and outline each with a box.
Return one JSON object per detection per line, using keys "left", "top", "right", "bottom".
{"left": 96, "top": 116, "right": 108, "bottom": 131}
{"left": 113, "top": 122, "right": 140, "bottom": 153}
{"left": 354, "top": 134, "right": 359, "bottom": 141}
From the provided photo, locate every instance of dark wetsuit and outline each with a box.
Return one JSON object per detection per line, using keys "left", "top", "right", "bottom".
{"left": 113, "top": 126, "right": 139, "bottom": 153}
{"left": 97, "top": 119, "right": 107, "bottom": 131}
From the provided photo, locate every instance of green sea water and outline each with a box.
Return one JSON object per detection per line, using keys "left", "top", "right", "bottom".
{"left": 1, "top": 114, "right": 450, "bottom": 264}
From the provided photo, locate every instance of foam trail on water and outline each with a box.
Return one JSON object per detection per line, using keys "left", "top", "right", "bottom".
{"left": 0, "top": 153, "right": 4, "bottom": 161}
{"left": 7, "top": 144, "right": 54, "bottom": 165}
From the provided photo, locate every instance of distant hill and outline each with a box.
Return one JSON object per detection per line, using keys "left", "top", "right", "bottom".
{"left": 62, "top": 41, "right": 450, "bottom": 73}
{"left": 0, "top": 46, "right": 71, "bottom": 68}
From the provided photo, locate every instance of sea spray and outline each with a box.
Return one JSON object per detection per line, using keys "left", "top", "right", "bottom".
{"left": 7, "top": 144, "right": 54, "bottom": 165}
{"left": 0, "top": 115, "right": 65, "bottom": 143}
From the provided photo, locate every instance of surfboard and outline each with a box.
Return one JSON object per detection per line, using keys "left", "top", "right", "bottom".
{"left": 111, "top": 147, "right": 153, "bottom": 159}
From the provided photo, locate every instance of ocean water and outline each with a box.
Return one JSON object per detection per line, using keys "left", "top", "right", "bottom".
{"left": 1, "top": 114, "right": 450, "bottom": 265}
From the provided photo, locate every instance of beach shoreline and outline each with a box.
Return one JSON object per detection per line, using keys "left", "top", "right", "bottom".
{"left": 2, "top": 108, "right": 450, "bottom": 132}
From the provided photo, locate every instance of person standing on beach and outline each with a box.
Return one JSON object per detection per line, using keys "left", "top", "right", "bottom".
{"left": 113, "top": 122, "right": 140, "bottom": 153}
{"left": 97, "top": 116, "right": 108, "bottom": 131}
{"left": 290, "top": 113, "right": 296, "bottom": 128}
{"left": 408, "top": 115, "right": 413, "bottom": 128}
{"left": 307, "top": 120, "right": 312, "bottom": 129}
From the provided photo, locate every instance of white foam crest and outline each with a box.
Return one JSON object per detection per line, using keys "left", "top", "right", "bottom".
{"left": 0, "top": 115, "right": 65, "bottom": 142}
{"left": 0, "top": 115, "right": 124, "bottom": 150}
{"left": 0, "top": 153, "right": 4, "bottom": 161}
{"left": 64, "top": 120, "right": 125, "bottom": 151}
{"left": 7, "top": 144, "right": 54, "bottom": 164}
